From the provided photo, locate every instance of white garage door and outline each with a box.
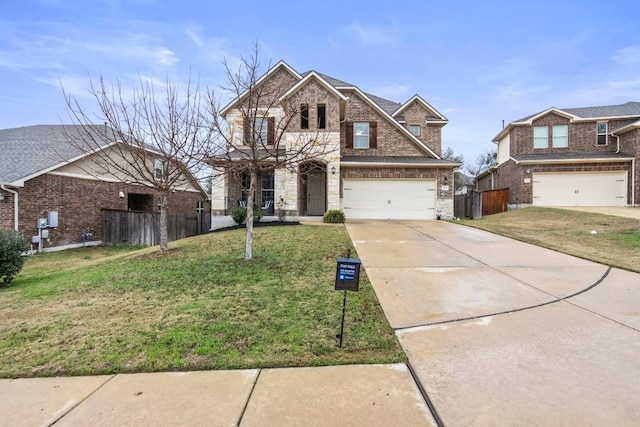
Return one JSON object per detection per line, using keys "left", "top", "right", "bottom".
{"left": 533, "top": 171, "right": 627, "bottom": 207}
{"left": 342, "top": 179, "right": 436, "bottom": 219}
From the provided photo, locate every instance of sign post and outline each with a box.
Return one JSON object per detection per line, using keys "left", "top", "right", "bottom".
{"left": 335, "top": 256, "right": 361, "bottom": 348}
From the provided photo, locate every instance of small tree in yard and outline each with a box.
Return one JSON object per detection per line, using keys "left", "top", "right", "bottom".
{"left": 64, "top": 75, "right": 215, "bottom": 252}
{"left": 207, "top": 43, "right": 337, "bottom": 260}
{"left": 0, "top": 229, "right": 29, "bottom": 287}
{"left": 466, "top": 148, "right": 497, "bottom": 180}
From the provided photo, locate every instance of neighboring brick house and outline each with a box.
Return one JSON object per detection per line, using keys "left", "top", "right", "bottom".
{"left": 211, "top": 61, "right": 460, "bottom": 219}
{"left": 0, "top": 125, "right": 209, "bottom": 251}
{"left": 479, "top": 102, "right": 640, "bottom": 207}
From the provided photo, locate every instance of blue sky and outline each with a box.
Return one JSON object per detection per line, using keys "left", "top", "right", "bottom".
{"left": 2, "top": 0, "right": 639, "bottom": 166}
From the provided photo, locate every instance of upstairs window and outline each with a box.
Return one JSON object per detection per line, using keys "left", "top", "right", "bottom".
{"left": 597, "top": 122, "right": 608, "bottom": 145}
{"left": 346, "top": 121, "right": 377, "bottom": 149}
{"left": 244, "top": 116, "right": 275, "bottom": 145}
{"left": 533, "top": 126, "right": 548, "bottom": 149}
{"left": 410, "top": 125, "right": 421, "bottom": 136}
{"left": 301, "top": 104, "right": 309, "bottom": 129}
{"left": 552, "top": 125, "right": 568, "bottom": 148}
{"left": 154, "top": 159, "right": 166, "bottom": 180}
{"left": 317, "top": 104, "right": 326, "bottom": 129}
{"left": 354, "top": 122, "right": 370, "bottom": 149}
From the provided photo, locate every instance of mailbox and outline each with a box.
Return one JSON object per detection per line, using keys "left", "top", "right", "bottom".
{"left": 335, "top": 257, "right": 361, "bottom": 292}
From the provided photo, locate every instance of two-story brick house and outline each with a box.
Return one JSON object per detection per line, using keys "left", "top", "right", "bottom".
{"left": 479, "top": 102, "right": 640, "bottom": 207}
{"left": 211, "top": 61, "right": 459, "bottom": 220}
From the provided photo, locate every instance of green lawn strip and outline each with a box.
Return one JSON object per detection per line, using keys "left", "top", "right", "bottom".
{"left": 0, "top": 225, "right": 404, "bottom": 378}
{"left": 456, "top": 207, "right": 640, "bottom": 273}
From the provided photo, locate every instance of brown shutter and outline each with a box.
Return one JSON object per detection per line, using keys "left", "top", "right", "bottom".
{"left": 267, "top": 117, "right": 275, "bottom": 145}
{"left": 369, "top": 121, "right": 377, "bottom": 149}
{"left": 345, "top": 122, "right": 353, "bottom": 148}
{"left": 243, "top": 117, "right": 250, "bottom": 144}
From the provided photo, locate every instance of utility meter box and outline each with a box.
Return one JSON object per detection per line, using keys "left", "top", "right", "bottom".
{"left": 335, "top": 258, "right": 361, "bottom": 292}
{"left": 37, "top": 218, "right": 48, "bottom": 229}
{"left": 47, "top": 211, "right": 59, "bottom": 228}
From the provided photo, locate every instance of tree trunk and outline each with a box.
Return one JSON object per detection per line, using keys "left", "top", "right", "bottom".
{"left": 159, "top": 193, "right": 169, "bottom": 251}
{"left": 244, "top": 169, "right": 258, "bottom": 260}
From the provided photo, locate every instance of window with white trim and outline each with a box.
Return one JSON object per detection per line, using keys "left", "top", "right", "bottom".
{"left": 552, "top": 125, "right": 568, "bottom": 148}
{"left": 254, "top": 117, "right": 268, "bottom": 143}
{"left": 410, "top": 125, "right": 421, "bottom": 136}
{"left": 597, "top": 122, "right": 608, "bottom": 145}
{"left": 354, "top": 122, "right": 370, "bottom": 149}
{"left": 533, "top": 126, "right": 548, "bottom": 149}
{"left": 154, "top": 159, "right": 166, "bottom": 180}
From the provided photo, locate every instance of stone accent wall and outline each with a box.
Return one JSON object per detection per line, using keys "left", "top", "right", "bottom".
{"left": 5, "top": 174, "right": 206, "bottom": 248}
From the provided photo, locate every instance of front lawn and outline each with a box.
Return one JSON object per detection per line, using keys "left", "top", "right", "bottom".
{"left": 457, "top": 207, "right": 640, "bottom": 273}
{"left": 0, "top": 225, "right": 405, "bottom": 378}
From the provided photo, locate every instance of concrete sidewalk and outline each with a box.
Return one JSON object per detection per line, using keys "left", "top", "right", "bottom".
{"left": 0, "top": 364, "right": 435, "bottom": 426}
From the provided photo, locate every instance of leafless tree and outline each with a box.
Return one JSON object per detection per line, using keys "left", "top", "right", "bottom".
{"left": 64, "top": 75, "right": 216, "bottom": 251}
{"left": 441, "top": 147, "right": 465, "bottom": 192}
{"left": 466, "top": 148, "right": 497, "bottom": 179}
{"left": 206, "top": 43, "right": 337, "bottom": 260}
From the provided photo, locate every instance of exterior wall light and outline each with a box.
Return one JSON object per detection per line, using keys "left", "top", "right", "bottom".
{"left": 331, "top": 166, "right": 336, "bottom": 175}
{"left": 0, "top": 192, "right": 4, "bottom": 201}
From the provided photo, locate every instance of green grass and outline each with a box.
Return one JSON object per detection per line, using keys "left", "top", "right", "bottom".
{"left": 456, "top": 207, "right": 640, "bottom": 272}
{"left": 0, "top": 225, "right": 405, "bottom": 378}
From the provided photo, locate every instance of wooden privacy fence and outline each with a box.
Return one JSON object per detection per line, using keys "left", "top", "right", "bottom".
{"left": 101, "top": 209, "right": 211, "bottom": 246}
{"left": 454, "top": 188, "right": 509, "bottom": 219}
{"left": 481, "top": 188, "right": 510, "bottom": 216}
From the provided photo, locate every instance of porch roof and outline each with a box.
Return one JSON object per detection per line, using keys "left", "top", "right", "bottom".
{"left": 340, "top": 156, "right": 461, "bottom": 167}
{"left": 512, "top": 151, "right": 635, "bottom": 165}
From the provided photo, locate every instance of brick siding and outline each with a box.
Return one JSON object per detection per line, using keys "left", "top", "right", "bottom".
{"left": 2, "top": 174, "right": 206, "bottom": 248}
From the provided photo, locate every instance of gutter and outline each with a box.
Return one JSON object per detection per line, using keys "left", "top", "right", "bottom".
{"left": 1, "top": 184, "right": 19, "bottom": 231}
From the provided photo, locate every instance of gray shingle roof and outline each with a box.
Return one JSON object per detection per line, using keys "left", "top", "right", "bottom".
{"left": 302, "top": 71, "right": 402, "bottom": 116}
{"left": 0, "top": 125, "right": 113, "bottom": 185}
{"left": 516, "top": 102, "right": 640, "bottom": 122}
{"left": 562, "top": 102, "right": 640, "bottom": 118}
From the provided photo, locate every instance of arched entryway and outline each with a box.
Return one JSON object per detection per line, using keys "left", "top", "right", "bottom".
{"left": 299, "top": 161, "right": 327, "bottom": 216}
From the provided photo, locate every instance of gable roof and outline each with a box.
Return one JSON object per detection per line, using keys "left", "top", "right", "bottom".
{"left": 221, "top": 61, "right": 445, "bottom": 159}
{"left": 0, "top": 125, "right": 115, "bottom": 186}
{"left": 494, "top": 101, "right": 640, "bottom": 141}
{"left": 220, "top": 60, "right": 302, "bottom": 117}
{"left": 392, "top": 94, "right": 448, "bottom": 122}
{"left": 279, "top": 71, "right": 348, "bottom": 103}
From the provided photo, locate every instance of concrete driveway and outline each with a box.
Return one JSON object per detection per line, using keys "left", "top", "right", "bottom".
{"left": 346, "top": 220, "right": 640, "bottom": 426}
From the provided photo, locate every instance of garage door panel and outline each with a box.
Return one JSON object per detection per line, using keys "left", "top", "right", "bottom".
{"left": 533, "top": 172, "right": 627, "bottom": 207}
{"left": 343, "top": 179, "right": 436, "bottom": 219}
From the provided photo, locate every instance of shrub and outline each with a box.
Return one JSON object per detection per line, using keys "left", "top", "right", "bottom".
{"left": 253, "top": 206, "right": 264, "bottom": 223}
{"left": 323, "top": 210, "right": 346, "bottom": 224}
{"left": 231, "top": 207, "right": 247, "bottom": 225}
{"left": 0, "top": 229, "right": 29, "bottom": 286}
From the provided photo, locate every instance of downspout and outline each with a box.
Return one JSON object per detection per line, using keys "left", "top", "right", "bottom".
{"left": 1, "top": 184, "right": 19, "bottom": 231}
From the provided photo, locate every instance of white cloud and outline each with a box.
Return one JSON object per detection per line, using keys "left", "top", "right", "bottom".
{"left": 610, "top": 45, "right": 640, "bottom": 64}
{"left": 345, "top": 21, "right": 399, "bottom": 45}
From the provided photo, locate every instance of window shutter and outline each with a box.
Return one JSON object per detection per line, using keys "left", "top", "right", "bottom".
{"left": 369, "top": 121, "right": 377, "bottom": 149}
{"left": 243, "top": 117, "right": 250, "bottom": 144}
{"left": 345, "top": 122, "right": 353, "bottom": 148}
{"left": 267, "top": 117, "right": 275, "bottom": 145}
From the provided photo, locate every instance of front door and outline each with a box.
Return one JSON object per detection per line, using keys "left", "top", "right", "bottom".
{"left": 307, "top": 171, "right": 326, "bottom": 215}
